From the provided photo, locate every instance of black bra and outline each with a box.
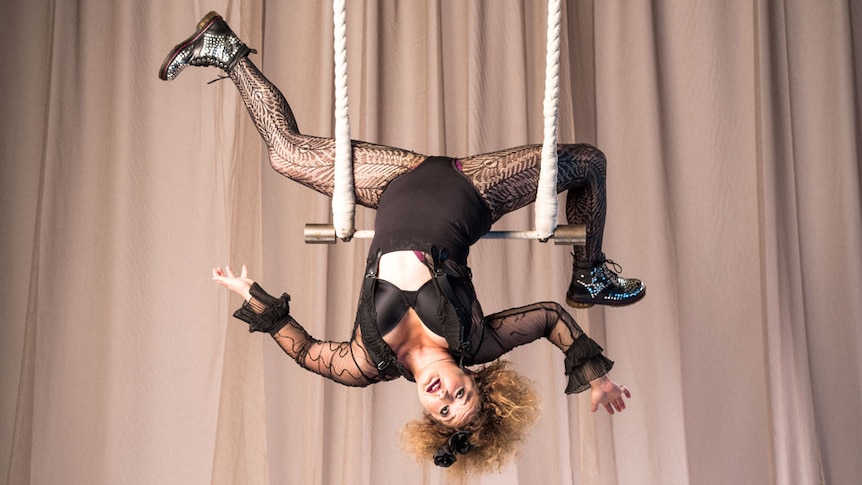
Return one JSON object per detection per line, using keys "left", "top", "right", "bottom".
{"left": 373, "top": 279, "right": 443, "bottom": 337}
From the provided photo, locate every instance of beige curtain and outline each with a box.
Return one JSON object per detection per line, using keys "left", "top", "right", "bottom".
{"left": 2, "top": 1, "right": 860, "bottom": 484}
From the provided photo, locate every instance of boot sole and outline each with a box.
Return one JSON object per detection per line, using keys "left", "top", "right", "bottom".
{"left": 158, "top": 11, "right": 222, "bottom": 80}
{"left": 565, "top": 287, "right": 646, "bottom": 309}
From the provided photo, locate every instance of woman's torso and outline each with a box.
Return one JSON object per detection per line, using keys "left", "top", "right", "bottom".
{"left": 370, "top": 156, "right": 491, "bottom": 354}
{"left": 370, "top": 156, "right": 491, "bottom": 264}
{"left": 376, "top": 251, "right": 447, "bottom": 355}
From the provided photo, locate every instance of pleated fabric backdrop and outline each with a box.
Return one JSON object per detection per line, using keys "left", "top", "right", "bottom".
{"left": 2, "top": 1, "right": 860, "bottom": 484}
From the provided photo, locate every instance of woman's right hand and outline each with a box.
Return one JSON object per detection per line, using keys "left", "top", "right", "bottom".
{"left": 588, "top": 375, "right": 631, "bottom": 415}
{"left": 212, "top": 265, "right": 254, "bottom": 302}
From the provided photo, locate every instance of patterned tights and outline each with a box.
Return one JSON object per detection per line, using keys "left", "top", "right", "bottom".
{"left": 229, "top": 57, "right": 607, "bottom": 262}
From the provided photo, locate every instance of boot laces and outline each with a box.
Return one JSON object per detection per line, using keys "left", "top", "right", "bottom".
{"left": 600, "top": 258, "right": 623, "bottom": 278}
{"left": 570, "top": 253, "right": 624, "bottom": 276}
{"left": 207, "top": 75, "right": 231, "bottom": 84}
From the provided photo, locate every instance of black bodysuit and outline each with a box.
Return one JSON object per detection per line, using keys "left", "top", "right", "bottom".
{"left": 374, "top": 278, "right": 440, "bottom": 336}
{"left": 370, "top": 156, "right": 488, "bottom": 338}
{"left": 370, "top": 156, "right": 491, "bottom": 264}
{"left": 234, "top": 156, "right": 614, "bottom": 394}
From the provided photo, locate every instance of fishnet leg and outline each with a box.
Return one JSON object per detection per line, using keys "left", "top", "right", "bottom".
{"left": 228, "top": 58, "right": 426, "bottom": 208}
{"left": 459, "top": 143, "right": 607, "bottom": 261}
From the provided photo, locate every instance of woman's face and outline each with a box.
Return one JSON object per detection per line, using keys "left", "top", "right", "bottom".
{"left": 416, "top": 360, "right": 480, "bottom": 428}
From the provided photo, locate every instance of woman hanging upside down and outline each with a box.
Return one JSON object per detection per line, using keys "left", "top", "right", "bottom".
{"left": 160, "top": 11, "right": 644, "bottom": 476}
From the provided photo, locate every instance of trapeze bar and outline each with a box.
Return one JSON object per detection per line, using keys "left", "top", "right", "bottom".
{"left": 304, "top": 224, "right": 585, "bottom": 245}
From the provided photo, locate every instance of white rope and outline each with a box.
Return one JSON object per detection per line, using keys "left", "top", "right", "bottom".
{"left": 534, "top": 0, "right": 562, "bottom": 240}
{"left": 328, "top": 0, "right": 561, "bottom": 242}
{"left": 332, "top": 0, "right": 355, "bottom": 240}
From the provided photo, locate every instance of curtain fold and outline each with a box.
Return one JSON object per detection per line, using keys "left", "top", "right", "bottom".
{"left": 2, "top": 1, "right": 860, "bottom": 484}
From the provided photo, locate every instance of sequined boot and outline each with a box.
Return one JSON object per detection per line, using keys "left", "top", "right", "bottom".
{"left": 158, "top": 11, "right": 256, "bottom": 81}
{"left": 566, "top": 254, "right": 646, "bottom": 308}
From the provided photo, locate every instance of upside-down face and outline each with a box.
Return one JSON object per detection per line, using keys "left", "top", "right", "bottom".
{"left": 416, "top": 360, "right": 480, "bottom": 428}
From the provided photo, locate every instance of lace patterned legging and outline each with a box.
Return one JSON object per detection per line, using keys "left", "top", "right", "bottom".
{"left": 229, "top": 57, "right": 607, "bottom": 261}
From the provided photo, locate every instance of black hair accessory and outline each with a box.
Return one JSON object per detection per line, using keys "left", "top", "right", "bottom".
{"left": 433, "top": 430, "right": 473, "bottom": 467}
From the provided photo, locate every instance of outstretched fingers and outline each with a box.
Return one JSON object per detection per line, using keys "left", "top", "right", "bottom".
{"left": 591, "top": 381, "right": 632, "bottom": 415}
{"left": 607, "top": 385, "right": 631, "bottom": 414}
{"left": 211, "top": 264, "right": 254, "bottom": 301}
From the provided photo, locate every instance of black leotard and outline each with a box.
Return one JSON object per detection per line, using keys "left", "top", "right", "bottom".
{"left": 369, "top": 156, "right": 491, "bottom": 265}
{"left": 233, "top": 159, "right": 613, "bottom": 392}
{"left": 374, "top": 279, "right": 441, "bottom": 336}
{"left": 369, "top": 156, "right": 491, "bottom": 338}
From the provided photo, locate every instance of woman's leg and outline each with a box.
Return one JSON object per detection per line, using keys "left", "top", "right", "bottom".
{"left": 460, "top": 143, "right": 605, "bottom": 259}
{"left": 227, "top": 58, "right": 425, "bottom": 207}
{"left": 159, "top": 12, "right": 644, "bottom": 307}
{"left": 459, "top": 143, "right": 645, "bottom": 308}
{"left": 159, "top": 12, "right": 425, "bottom": 208}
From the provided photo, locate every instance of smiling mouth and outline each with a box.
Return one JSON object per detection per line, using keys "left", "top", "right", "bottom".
{"left": 426, "top": 378, "right": 441, "bottom": 393}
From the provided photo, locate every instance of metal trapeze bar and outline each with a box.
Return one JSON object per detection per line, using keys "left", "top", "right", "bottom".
{"left": 303, "top": 223, "right": 585, "bottom": 245}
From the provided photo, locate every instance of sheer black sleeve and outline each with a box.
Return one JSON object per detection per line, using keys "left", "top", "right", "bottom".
{"left": 467, "top": 301, "right": 614, "bottom": 394}
{"left": 232, "top": 283, "right": 395, "bottom": 387}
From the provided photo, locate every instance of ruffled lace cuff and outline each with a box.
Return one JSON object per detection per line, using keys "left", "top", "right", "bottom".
{"left": 232, "top": 282, "right": 291, "bottom": 336}
{"left": 563, "top": 335, "right": 615, "bottom": 394}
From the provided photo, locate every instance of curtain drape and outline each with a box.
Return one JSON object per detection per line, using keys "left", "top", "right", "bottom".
{"left": 2, "top": 1, "right": 860, "bottom": 484}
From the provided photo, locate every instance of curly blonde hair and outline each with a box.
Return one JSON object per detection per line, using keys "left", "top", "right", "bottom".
{"left": 400, "top": 360, "right": 539, "bottom": 479}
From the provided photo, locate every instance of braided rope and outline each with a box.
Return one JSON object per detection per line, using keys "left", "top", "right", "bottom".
{"left": 332, "top": 0, "right": 355, "bottom": 240}
{"left": 330, "top": 1, "right": 561, "bottom": 241}
{"left": 535, "top": 0, "right": 562, "bottom": 240}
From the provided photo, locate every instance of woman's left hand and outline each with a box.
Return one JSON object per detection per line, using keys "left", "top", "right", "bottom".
{"left": 212, "top": 264, "right": 254, "bottom": 302}
{"left": 589, "top": 375, "right": 631, "bottom": 415}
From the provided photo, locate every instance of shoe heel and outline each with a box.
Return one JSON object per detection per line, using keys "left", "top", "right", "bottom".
{"left": 565, "top": 298, "right": 594, "bottom": 309}
{"left": 197, "top": 11, "right": 220, "bottom": 30}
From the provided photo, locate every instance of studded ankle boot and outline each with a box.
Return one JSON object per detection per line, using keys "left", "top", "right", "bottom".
{"left": 158, "top": 11, "right": 256, "bottom": 81}
{"left": 566, "top": 254, "right": 646, "bottom": 308}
